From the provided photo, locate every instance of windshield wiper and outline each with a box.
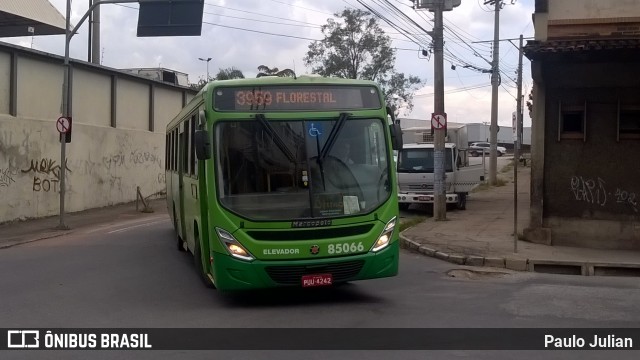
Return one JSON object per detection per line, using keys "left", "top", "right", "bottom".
{"left": 255, "top": 114, "right": 296, "bottom": 163}
{"left": 319, "top": 112, "right": 350, "bottom": 161}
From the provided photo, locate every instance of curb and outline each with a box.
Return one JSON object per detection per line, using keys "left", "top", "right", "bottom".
{"left": 0, "top": 231, "right": 73, "bottom": 250}
{"left": 399, "top": 233, "right": 640, "bottom": 277}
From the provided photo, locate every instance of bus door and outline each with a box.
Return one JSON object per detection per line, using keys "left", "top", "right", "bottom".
{"left": 183, "top": 114, "right": 200, "bottom": 252}
{"left": 178, "top": 124, "right": 188, "bottom": 244}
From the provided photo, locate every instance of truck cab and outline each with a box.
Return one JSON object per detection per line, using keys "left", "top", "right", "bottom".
{"left": 396, "top": 123, "right": 484, "bottom": 211}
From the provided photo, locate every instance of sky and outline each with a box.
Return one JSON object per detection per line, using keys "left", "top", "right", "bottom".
{"left": 4, "top": 0, "right": 535, "bottom": 127}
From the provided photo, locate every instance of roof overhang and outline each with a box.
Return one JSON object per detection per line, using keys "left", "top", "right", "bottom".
{"left": 524, "top": 38, "right": 640, "bottom": 62}
{"left": 0, "top": 0, "right": 66, "bottom": 37}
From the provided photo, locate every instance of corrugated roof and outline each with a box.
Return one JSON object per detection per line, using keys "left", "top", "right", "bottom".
{"left": 0, "top": 0, "right": 66, "bottom": 37}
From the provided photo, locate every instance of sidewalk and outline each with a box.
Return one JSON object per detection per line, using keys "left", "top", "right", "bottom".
{"left": 400, "top": 161, "right": 640, "bottom": 276}
{"left": 0, "top": 198, "right": 168, "bottom": 249}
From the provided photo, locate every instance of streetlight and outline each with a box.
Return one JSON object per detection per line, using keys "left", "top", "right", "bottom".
{"left": 198, "top": 57, "right": 212, "bottom": 81}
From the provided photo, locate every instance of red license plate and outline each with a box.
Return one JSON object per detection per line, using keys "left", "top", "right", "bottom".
{"left": 302, "top": 274, "right": 333, "bottom": 287}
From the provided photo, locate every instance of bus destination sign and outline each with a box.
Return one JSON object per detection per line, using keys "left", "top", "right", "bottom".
{"left": 213, "top": 85, "right": 381, "bottom": 112}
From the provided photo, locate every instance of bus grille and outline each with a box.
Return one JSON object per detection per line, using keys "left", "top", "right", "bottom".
{"left": 247, "top": 225, "right": 374, "bottom": 241}
{"left": 265, "top": 260, "right": 365, "bottom": 285}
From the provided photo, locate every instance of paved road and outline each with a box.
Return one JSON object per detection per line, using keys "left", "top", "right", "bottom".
{"left": 1, "top": 215, "right": 639, "bottom": 359}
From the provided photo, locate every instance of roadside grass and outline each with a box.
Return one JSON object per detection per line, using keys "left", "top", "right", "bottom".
{"left": 500, "top": 159, "right": 515, "bottom": 174}
{"left": 399, "top": 217, "right": 427, "bottom": 232}
{"left": 472, "top": 158, "right": 516, "bottom": 193}
{"left": 472, "top": 177, "right": 508, "bottom": 192}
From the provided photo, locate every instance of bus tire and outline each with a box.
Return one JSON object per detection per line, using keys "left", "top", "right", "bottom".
{"left": 174, "top": 206, "right": 186, "bottom": 252}
{"left": 194, "top": 239, "right": 215, "bottom": 289}
{"left": 399, "top": 203, "right": 410, "bottom": 211}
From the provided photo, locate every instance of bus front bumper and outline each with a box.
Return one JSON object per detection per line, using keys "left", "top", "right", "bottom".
{"left": 210, "top": 241, "right": 399, "bottom": 291}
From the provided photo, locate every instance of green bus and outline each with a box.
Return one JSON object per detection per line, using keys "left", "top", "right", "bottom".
{"left": 165, "top": 75, "right": 403, "bottom": 291}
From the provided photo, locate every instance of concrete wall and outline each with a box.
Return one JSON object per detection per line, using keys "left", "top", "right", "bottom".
{"left": 537, "top": 0, "right": 640, "bottom": 40}
{"left": 0, "top": 42, "right": 195, "bottom": 223}
{"left": 548, "top": 0, "right": 640, "bottom": 21}
{"left": 540, "top": 60, "right": 640, "bottom": 249}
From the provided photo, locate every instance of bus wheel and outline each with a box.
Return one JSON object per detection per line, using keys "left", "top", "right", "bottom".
{"left": 174, "top": 208, "right": 185, "bottom": 252}
{"left": 194, "top": 240, "right": 215, "bottom": 289}
{"left": 399, "top": 203, "right": 410, "bottom": 211}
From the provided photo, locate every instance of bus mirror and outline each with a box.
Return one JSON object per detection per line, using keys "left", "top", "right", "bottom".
{"left": 198, "top": 110, "right": 206, "bottom": 127}
{"left": 390, "top": 123, "right": 403, "bottom": 151}
{"left": 194, "top": 130, "right": 211, "bottom": 160}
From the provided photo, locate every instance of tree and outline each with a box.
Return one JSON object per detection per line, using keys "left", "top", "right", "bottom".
{"left": 304, "top": 8, "right": 422, "bottom": 115}
{"left": 215, "top": 67, "right": 245, "bottom": 80}
{"left": 190, "top": 67, "right": 246, "bottom": 91}
{"left": 526, "top": 89, "right": 533, "bottom": 119}
{"left": 257, "top": 65, "right": 296, "bottom": 78}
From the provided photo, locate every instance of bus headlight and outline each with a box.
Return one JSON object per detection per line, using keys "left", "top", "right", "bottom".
{"left": 216, "top": 228, "right": 254, "bottom": 261}
{"left": 371, "top": 217, "right": 396, "bottom": 252}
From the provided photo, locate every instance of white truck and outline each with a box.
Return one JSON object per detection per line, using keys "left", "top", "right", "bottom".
{"left": 396, "top": 122, "right": 484, "bottom": 210}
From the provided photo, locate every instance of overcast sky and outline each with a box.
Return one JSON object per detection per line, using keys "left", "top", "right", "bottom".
{"left": 5, "top": 0, "right": 535, "bottom": 127}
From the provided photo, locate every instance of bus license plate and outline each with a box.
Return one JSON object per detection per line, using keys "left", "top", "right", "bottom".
{"left": 302, "top": 274, "right": 333, "bottom": 287}
{"left": 418, "top": 196, "right": 429, "bottom": 201}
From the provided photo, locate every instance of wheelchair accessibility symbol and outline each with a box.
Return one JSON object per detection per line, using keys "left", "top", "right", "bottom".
{"left": 308, "top": 123, "right": 322, "bottom": 137}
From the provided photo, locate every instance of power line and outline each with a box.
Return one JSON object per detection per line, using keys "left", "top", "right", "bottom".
{"left": 414, "top": 83, "right": 493, "bottom": 97}
{"left": 262, "top": 0, "right": 334, "bottom": 15}
{"left": 202, "top": 21, "right": 319, "bottom": 41}
{"left": 204, "top": 2, "right": 322, "bottom": 26}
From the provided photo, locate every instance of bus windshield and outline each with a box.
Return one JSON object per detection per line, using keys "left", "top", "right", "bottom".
{"left": 216, "top": 117, "right": 390, "bottom": 220}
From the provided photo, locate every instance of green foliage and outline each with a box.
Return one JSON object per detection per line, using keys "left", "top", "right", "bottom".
{"left": 257, "top": 65, "right": 296, "bottom": 78}
{"left": 189, "top": 67, "right": 246, "bottom": 91}
{"left": 215, "top": 67, "right": 245, "bottom": 80}
{"left": 526, "top": 89, "right": 533, "bottom": 118}
{"left": 304, "top": 8, "right": 422, "bottom": 115}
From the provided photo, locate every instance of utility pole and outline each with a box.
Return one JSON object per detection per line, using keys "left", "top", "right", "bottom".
{"left": 432, "top": 2, "right": 446, "bottom": 220}
{"left": 413, "top": 0, "right": 461, "bottom": 220}
{"left": 59, "top": 0, "right": 141, "bottom": 229}
{"left": 92, "top": 0, "right": 101, "bottom": 64}
{"left": 513, "top": 34, "right": 524, "bottom": 253}
{"left": 486, "top": 0, "right": 501, "bottom": 185}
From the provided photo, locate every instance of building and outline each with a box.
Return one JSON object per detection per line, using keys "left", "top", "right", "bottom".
{"left": 122, "top": 68, "right": 190, "bottom": 87}
{"left": 464, "top": 123, "right": 531, "bottom": 147}
{"left": 0, "top": 41, "right": 196, "bottom": 224}
{"left": 398, "top": 118, "right": 531, "bottom": 149}
{"left": 523, "top": 0, "right": 640, "bottom": 249}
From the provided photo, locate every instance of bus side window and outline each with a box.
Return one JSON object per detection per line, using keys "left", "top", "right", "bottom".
{"left": 190, "top": 114, "right": 197, "bottom": 177}
{"left": 183, "top": 122, "right": 189, "bottom": 174}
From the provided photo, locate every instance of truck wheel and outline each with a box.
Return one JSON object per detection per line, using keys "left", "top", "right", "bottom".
{"left": 399, "top": 203, "right": 410, "bottom": 211}
{"left": 456, "top": 193, "right": 467, "bottom": 210}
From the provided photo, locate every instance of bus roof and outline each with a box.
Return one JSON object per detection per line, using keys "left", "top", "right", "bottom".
{"left": 199, "top": 75, "right": 380, "bottom": 94}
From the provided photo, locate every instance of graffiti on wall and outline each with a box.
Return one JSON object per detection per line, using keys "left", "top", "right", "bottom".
{"left": 130, "top": 149, "right": 162, "bottom": 168}
{"left": 0, "top": 168, "right": 17, "bottom": 188}
{"left": 21, "top": 158, "right": 72, "bottom": 192}
{"left": 101, "top": 149, "right": 163, "bottom": 171}
{"left": 570, "top": 176, "right": 638, "bottom": 213}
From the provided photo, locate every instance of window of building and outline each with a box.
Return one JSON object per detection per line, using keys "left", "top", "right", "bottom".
{"left": 558, "top": 101, "right": 586, "bottom": 141}
{"left": 618, "top": 102, "right": 640, "bottom": 140}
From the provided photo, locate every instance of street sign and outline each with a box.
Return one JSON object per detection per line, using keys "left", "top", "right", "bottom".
{"left": 56, "top": 117, "right": 71, "bottom": 134}
{"left": 431, "top": 113, "right": 447, "bottom": 130}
